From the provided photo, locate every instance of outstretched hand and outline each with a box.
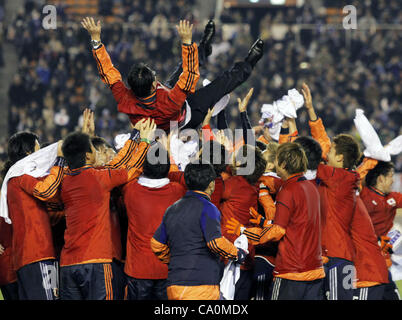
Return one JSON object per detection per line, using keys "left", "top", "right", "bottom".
{"left": 202, "top": 108, "right": 215, "bottom": 127}
{"left": 301, "top": 83, "right": 313, "bottom": 110}
{"left": 81, "top": 17, "right": 101, "bottom": 41}
{"left": 238, "top": 88, "right": 254, "bottom": 113}
{"left": 176, "top": 20, "right": 193, "bottom": 45}
{"left": 82, "top": 108, "right": 95, "bottom": 136}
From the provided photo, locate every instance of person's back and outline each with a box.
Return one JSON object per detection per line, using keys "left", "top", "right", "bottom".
{"left": 60, "top": 167, "right": 122, "bottom": 266}
{"left": 151, "top": 162, "right": 245, "bottom": 300}
{"left": 124, "top": 180, "right": 185, "bottom": 277}
{"left": 317, "top": 163, "right": 359, "bottom": 262}
{"left": 163, "top": 191, "right": 224, "bottom": 286}
{"left": 274, "top": 175, "right": 322, "bottom": 276}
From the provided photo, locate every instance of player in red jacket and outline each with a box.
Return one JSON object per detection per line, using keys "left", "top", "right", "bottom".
{"left": 227, "top": 143, "right": 325, "bottom": 300}
{"left": 82, "top": 17, "right": 264, "bottom": 132}
{"left": 122, "top": 142, "right": 186, "bottom": 300}
{"left": 59, "top": 120, "right": 155, "bottom": 300}
{"left": 4, "top": 132, "right": 65, "bottom": 300}
{"left": 361, "top": 161, "right": 402, "bottom": 300}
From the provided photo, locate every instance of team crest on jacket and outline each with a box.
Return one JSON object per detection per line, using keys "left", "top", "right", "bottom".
{"left": 372, "top": 200, "right": 377, "bottom": 206}
{"left": 387, "top": 198, "right": 396, "bottom": 206}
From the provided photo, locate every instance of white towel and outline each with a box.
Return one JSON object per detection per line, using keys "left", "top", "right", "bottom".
{"left": 219, "top": 234, "right": 249, "bottom": 300}
{"left": 354, "top": 109, "right": 402, "bottom": 161}
{"left": 169, "top": 134, "right": 199, "bottom": 171}
{"left": 260, "top": 88, "right": 304, "bottom": 141}
{"left": 0, "top": 142, "right": 59, "bottom": 224}
{"left": 114, "top": 133, "right": 130, "bottom": 151}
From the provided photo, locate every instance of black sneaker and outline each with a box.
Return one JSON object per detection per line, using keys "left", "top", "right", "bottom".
{"left": 199, "top": 19, "right": 215, "bottom": 57}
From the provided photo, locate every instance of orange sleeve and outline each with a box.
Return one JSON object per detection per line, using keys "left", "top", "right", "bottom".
{"left": 150, "top": 237, "right": 170, "bottom": 264}
{"left": 175, "top": 43, "right": 199, "bottom": 93}
{"left": 167, "top": 43, "right": 200, "bottom": 107}
{"left": 242, "top": 224, "right": 286, "bottom": 245}
{"left": 105, "top": 139, "right": 138, "bottom": 169}
{"left": 258, "top": 188, "right": 276, "bottom": 221}
{"left": 20, "top": 165, "right": 65, "bottom": 201}
{"left": 92, "top": 45, "right": 129, "bottom": 104}
{"left": 207, "top": 236, "right": 238, "bottom": 260}
{"left": 259, "top": 224, "right": 286, "bottom": 244}
{"left": 126, "top": 141, "right": 151, "bottom": 180}
{"left": 257, "top": 135, "right": 270, "bottom": 144}
{"left": 356, "top": 157, "right": 378, "bottom": 186}
{"left": 309, "top": 118, "right": 331, "bottom": 161}
{"left": 92, "top": 45, "right": 123, "bottom": 87}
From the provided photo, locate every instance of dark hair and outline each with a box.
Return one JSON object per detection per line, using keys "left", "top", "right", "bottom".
{"left": 143, "top": 142, "right": 171, "bottom": 179}
{"left": 62, "top": 132, "right": 93, "bottom": 170}
{"left": 201, "top": 141, "right": 228, "bottom": 175}
{"left": 256, "top": 141, "right": 268, "bottom": 151}
{"left": 294, "top": 136, "right": 323, "bottom": 170}
{"left": 277, "top": 142, "right": 308, "bottom": 175}
{"left": 91, "top": 136, "right": 113, "bottom": 151}
{"left": 127, "top": 63, "right": 156, "bottom": 98}
{"left": 333, "top": 134, "right": 360, "bottom": 169}
{"left": 234, "top": 145, "right": 267, "bottom": 185}
{"left": 184, "top": 162, "right": 217, "bottom": 191}
{"left": 365, "top": 161, "right": 394, "bottom": 188}
{"left": 1, "top": 131, "right": 39, "bottom": 178}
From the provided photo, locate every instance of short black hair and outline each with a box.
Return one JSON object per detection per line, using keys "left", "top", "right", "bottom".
{"left": 91, "top": 136, "right": 113, "bottom": 151}
{"left": 2, "top": 131, "right": 39, "bottom": 178}
{"left": 143, "top": 142, "right": 171, "bottom": 179}
{"left": 256, "top": 141, "right": 268, "bottom": 151}
{"left": 62, "top": 132, "right": 93, "bottom": 170}
{"left": 201, "top": 140, "right": 228, "bottom": 175}
{"left": 127, "top": 63, "right": 156, "bottom": 98}
{"left": 365, "top": 161, "right": 394, "bottom": 188}
{"left": 294, "top": 136, "right": 323, "bottom": 170}
{"left": 333, "top": 134, "right": 360, "bottom": 169}
{"left": 184, "top": 162, "right": 217, "bottom": 191}
{"left": 234, "top": 145, "right": 267, "bottom": 185}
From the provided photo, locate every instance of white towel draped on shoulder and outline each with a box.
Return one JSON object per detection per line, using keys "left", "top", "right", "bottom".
{"left": 0, "top": 142, "right": 59, "bottom": 224}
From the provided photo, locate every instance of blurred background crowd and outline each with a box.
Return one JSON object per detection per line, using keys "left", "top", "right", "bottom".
{"left": 0, "top": 0, "right": 401, "bottom": 171}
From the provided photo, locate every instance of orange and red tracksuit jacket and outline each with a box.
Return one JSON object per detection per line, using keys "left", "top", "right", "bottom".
{"left": 60, "top": 141, "right": 149, "bottom": 267}
{"left": 350, "top": 196, "right": 389, "bottom": 288}
{"left": 7, "top": 157, "right": 66, "bottom": 271}
{"left": 92, "top": 43, "right": 199, "bottom": 132}
{"left": 122, "top": 179, "right": 186, "bottom": 280}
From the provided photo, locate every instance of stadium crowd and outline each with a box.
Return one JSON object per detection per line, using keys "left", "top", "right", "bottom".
{"left": 0, "top": 0, "right": 401, "bottom": 301}
{"left": 1, "top": 0, "right": 401, "bottom": 170}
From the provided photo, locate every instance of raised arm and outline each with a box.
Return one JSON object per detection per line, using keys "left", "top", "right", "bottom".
{"left": 82, "top": 17, "right": 129, "bottom": 103}
{"left": 238, "top": 88, "right": 255, "bottom": 146}
{"left": 167, "top": 20, "right": 200, "bottom": 106}
{"left": 19, "top": 141, "right": 66, "bottom": 201}
{"left": 301, "top": 83, "right": 331, "bottom": 159}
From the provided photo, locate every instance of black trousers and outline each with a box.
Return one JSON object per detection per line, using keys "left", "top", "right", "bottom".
{"left": 383, "top": 271, "right": 401, "bottom": 300}
{"left": 250, "top": 256, "right": 275, "bottom": 300}
{"left": 270, "top": 277, "right": 325, "bottom": 300}
{"left": 60, "top": 262, "right": 119, "bottom": 300}
{"left": 0, "top": 281, "right": 19, "bottom": 300}
{"left": 324, "top": 257, "right": 355, "bottom": 300}
{"left": 353, "top": 285, "right": 386, "bottom": 300}
{"left": 17, "top": 259, "right": 59, "bottom": 300}
{"left": 124, "top": 276, "right": 168, "bottom": 300}
{"left": 165, "top": 52, "right": 253, "bottom": 130}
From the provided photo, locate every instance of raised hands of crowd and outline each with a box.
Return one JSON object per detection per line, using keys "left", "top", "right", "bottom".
{"left": 82, "top": 108, "right": 95, "bottom": 137}
{"left": 237, "top": 88, "right": 254, "bottom": 113}
{"left": 301, "top": 83, "right": 318, "bottom": 121}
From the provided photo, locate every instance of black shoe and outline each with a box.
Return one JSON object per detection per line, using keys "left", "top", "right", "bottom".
{"left": 245, "top": 39, "right": 264, "bottom": 67}
{"left": 200, "top": 19, "right": 215, "bottom": 57}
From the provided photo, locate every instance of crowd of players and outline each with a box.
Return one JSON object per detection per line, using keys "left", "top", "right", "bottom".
{"left": 0, "top": 1, "right": 401, "bottom": 301}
